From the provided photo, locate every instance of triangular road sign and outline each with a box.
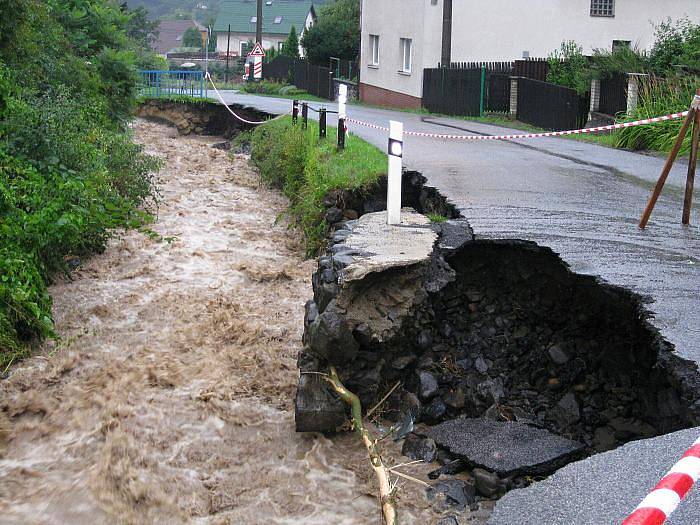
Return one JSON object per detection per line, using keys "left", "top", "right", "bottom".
{"left": 249, "top": 42, "right": 266, "bottom": 57}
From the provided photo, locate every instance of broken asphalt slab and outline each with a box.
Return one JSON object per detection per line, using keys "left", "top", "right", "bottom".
{"left": 424, "top": 418, "right": 585, "bottom": 476}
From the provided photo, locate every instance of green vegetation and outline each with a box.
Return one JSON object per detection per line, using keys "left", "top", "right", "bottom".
{"left": 241, "top": 80, "right": 326, "bottom": 101}
{"left": 616, "top": 75, "right": 699, "bottom": 155}
{"left": 301, "top": 0, "right": 359, "bottom": 66}
{"left": 247, "top": 116, "right": 386, "bottom": 254}
{"left": 182, "top": 26, "right": 203, "bottom": 48}
{"left": 0, "top": 0, "right": 162, "bottom": 367}
{"left": 427, "top": 214, "right": 448, "bottom": 224}
{"left": 281, "top": 26, "right": 300, "bottom": 58}
{"left": 547, "top": 40, "right": 591, "bottom": 95}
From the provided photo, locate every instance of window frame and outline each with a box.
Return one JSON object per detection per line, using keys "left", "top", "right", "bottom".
{"left": 369, "top": 34, "right": 380, "bottom": 66}
{"left": 590, "top": 0, "right": 614, "bottom": 17}
{"left": 400, "top": 37, "right": 412, "bottom": 74}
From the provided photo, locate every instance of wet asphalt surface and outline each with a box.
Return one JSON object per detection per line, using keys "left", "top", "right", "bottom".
{"left": 216, "top": 90, "right": 700, "bottom": 524}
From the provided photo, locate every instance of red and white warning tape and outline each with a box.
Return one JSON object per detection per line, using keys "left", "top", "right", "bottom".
{"left": 622, "top": 435, "right": 700, "bottom": 525}
{"left": 346, "top": 111, "right": 689, "bottom": 141}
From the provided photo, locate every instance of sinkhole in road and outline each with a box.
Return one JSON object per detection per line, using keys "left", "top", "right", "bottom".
{"left": 333, "top": 238, "right": 700, "bottom": 498}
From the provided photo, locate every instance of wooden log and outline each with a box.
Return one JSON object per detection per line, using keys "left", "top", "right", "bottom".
{"left": 682, "top": 91, "right": 700, "bottom": 225}
{"left": 639, "top": 107, "right": 695, "bottom": 229}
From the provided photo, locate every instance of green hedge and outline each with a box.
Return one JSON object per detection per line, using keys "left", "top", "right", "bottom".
{"left": 247, "top": 116, "right": 386, "bottom": 254}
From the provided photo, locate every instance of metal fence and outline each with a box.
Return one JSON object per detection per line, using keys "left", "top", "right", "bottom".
{"left": 137, "top": 70, "right": 204, "bottom": 98}
{"left": 516, "top": 77, "right": 590, "bottom": 131}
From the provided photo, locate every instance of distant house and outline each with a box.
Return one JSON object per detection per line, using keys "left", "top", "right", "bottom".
{"left": 213, "top": 0, "right": 328, "bottom": 57}
{"left": 359, "top": 0, "right": 700, "bottom": 108}
{"left": 153, "top": 20, "right": 208, "bottom": 57}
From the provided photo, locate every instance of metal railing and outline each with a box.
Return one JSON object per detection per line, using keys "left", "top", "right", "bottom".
{"left": 137, "top": 70, "right": 205, "bottom": 98}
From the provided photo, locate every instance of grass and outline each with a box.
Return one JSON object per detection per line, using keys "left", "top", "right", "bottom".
{"left": 246, "top": 116, "right": 387, "bottom": 254}
{"left": 427, "top": 213, "right": 448, "bottom": 223}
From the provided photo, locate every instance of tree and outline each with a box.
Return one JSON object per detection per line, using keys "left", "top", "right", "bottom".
{"left": 650, "top": 18, "right": 700, "bottom": 74}
{"left": 182, "top": 26, "right": 202, "bottom": 49}
{"left": 124, "top": 5, "right": 160, "bottom": 51}
{"left": 281, "top": 25, "right": 300, "bottom": 58}
{"left": 301, "top": 0, "right": 359, "bottom": 66}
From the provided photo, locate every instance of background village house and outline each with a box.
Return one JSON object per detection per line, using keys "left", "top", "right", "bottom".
{"left": 214, "top": 0, "right": 327, "bottom": 58}
{"left": 359, "top": 0, "right": 700, "bottom": 109}
{"left": 153, "top": 19, "right": 208, "bottom": 57}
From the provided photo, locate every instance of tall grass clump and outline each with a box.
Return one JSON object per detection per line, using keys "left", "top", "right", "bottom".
{"left": 248, "top": 116, "right": 386, "bottom": 254}
{"left": 615, "top": 75, "right": 699, "bottom": 154}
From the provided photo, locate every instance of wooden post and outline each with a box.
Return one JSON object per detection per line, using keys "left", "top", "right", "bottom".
{"left": 682, "top": 90, "right": 700, "bottom": 225}
{"left": 301, "top": 102, "right": 308, "bottom": 129}
{"left": 292, "top": 99, "right": 299, "bottom": 124}
{"left": 639, "top": 107, "right": 696, "bottom": 229}
{"left": 319, "top": 108, "right": 327, "bottom": 139}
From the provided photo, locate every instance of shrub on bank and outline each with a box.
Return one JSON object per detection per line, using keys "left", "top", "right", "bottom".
{"left": 0, "top": 1, "right": 162, "bottom": 367}
{"left": 246, "top": 116, "right": 386, "bottom": 254}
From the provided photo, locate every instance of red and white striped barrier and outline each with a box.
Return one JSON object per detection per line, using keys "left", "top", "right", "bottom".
{"left": 622, "top": 435, "right": 700, "bottom": 525}
{"left": 345, "top": 111, "right": 689, "bottom": 142}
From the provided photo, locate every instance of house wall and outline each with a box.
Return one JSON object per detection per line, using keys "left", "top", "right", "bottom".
{"left": 450, "top": 0, "right": 700, "bottom": 61}
{"left": 216, "top": 33, "right": 287, "bottom": 56}
{"left": 359, "top": 0, "right": 699, "bottom": 107}
{"left": 359, "top": 0, "right": 442, "bottom": 105}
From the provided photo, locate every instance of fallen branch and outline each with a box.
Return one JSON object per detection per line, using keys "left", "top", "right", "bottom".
{"left": 326, "top": 367, "right": 398, "bottom": 525}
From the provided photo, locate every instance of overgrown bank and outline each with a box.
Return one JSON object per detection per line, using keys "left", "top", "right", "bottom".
{"left": 0, "top": 0, "right": 162, "bottom": 367}
{"left": 246, "top": 116, "right": 387, "bottom": 254}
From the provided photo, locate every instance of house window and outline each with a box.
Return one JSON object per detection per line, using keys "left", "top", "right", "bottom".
{"left": 590, "top": 0, "right": 614, "bottom": 17}
{"left": 274, "top": 16, "right": 283, "bottom": 24}
{"left": 240, "top": 42, "right": 250, "bottom": 55}
{"left": 250, "top": 16, "right": 257, "bottom": 23}
{"left": 612, "top": 40, "right": 631, "bottom": 51}
{"left": 369, "top": 34, "right": 379, "bottom": 66}
{"left": 400, "top": 38, "right": 412, "bottom": 73}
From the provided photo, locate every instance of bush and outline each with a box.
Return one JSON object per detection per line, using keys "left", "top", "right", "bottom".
{"left": 615, "top": 75, "right": 699, "bottom": 153}
{"left": 0, "top": 0, "right": 161, "bottom": 366}
{"left": 547, "top": 40, "right": 591, "bottom": 95}
{"left": 650, "top": 18, "right": 700, "bottom": 74}
{"left": 248, "top": 117, "right": 386, "bottom": 254}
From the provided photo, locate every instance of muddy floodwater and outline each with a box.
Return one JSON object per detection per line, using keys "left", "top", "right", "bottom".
{"left": 0, "top": 120, "right": 450, "bottom": 524}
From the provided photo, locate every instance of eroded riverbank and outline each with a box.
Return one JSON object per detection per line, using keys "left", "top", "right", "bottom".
{"left": 0, "top": 120, "right": 423, "bottom": 524}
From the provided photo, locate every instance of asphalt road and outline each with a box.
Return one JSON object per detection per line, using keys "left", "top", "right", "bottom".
{"left": 215, "top": 90, "right": 700, "bottom": 524}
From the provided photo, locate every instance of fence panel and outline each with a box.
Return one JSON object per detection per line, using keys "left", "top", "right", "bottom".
{"left": 514, "top": 59, "right": 549, "bottom": 81}
{"left": 599, "top": 73, "right": 628, "bottom": 116}
{"left": 137, "top": 70, "right": 204, "bottom": 98}
{"left": 517, "top": 77, "right": 589, "bottom": 131}
{"left": 263, "top": 55, "right": 294, "bottom": 82}
{"left": 486, "top": 73, "right": 511, "bottom": 113}
{"left": 422, "top": 68, "right": 483, "bottom": 116}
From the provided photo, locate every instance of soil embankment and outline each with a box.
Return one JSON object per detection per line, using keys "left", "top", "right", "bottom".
{"left": 0, "top": 120, "right": 430, "bottom": 524}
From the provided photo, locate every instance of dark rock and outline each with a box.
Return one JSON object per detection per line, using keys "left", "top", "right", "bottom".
{"left": 425, "top": 398, "right": 447, "bottom": 421}
{"left": 295, "top": 374, "right": 346, "bottom": 432}
{"left": 608, "top": 417, "right": 656, "bottom": 440}
{"left": 397, "top": 391, "right": 422, "bottom": 419}
{"left": 428, "top": 459, "right": 467, "bottom": 480}
{"left": 352, "top": 323, "right": 372, "bottom": 346}
{"left": 392, "top": 354, "right": 416, "bottom": 370}
{"left": 593, "top": 426, "right": 617, "bottom": 451}
{"left": 322, "top": 193, "right": 338, "bottom": 208}
{"left": 417, "top": 330, "right": 433, "bottom": 350}
{"left": 474, "top": 356, "right": 489, "bottom": 374}
{"left": 304, "top": 300, "right": 318, "bottom": 326}
{"left": 436, "top": 516, "right": 460, "bottom": 525}
{"left": 473, "top": 468, "right": 502, "bottom": 497}
{"left": 325, "top": 206, "right": 344, "bottom": 224}
{"left": 393, "top": 412, "right": 415, "bottom": 440}
{"left": 343, "top": 208, "right": 359, "bottom": 220}
{"left": 321, "top": 268, "right": 337, "bottom": 284}
{"left": 444, "top": 387, "right": 466, "bottom": 409}
{"left": 425, "top": 418, "right": 585, "bottom": 476}
{"left": 418, "top": 371, "right": 439, "bottom": 400}
{"left": 548, "top": 345, "right": 570, "bottom": 365}
{"left": 554, "top": 392, "right": 581, "bottom": 427}
{"left": 401, "top": 434, "right": 437, "bottom": 462}
{"left": 331, "top": 254, "right": 354, "bottom": 269}
{"left": 306, "top": 311, "right": 359, "bottom": 364}
{"left": 318, "top": 256, "right": 332, "bottom": 270}
{"left": 426, "top": 479, "right": 476, "bottom": 511}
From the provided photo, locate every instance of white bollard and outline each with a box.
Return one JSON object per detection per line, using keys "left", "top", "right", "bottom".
{"left": 338, "top": 84, "right": 347, "bottom": 119}
{"left": 387, "top": 120, "right": 403, "bottom": 225}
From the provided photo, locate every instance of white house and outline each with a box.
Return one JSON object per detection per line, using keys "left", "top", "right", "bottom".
{"left": 214, "top": 0, "right": 327, "bottom": 57}
{"left": 359, "top": 0, "right": 700, "bottom": 108}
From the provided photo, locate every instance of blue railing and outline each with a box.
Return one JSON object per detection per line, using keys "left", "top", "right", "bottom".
{"left": 137, "top": 70, "right": 204, "bottom": 98}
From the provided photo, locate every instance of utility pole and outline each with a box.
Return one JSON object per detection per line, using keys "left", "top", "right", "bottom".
{"left": 441, "top": 0, "right": 452, "bottom": 67}
{"left": 256, "top": 0, "right": 263, "bottom": 45}
{"left": 225, "top": 24, "right": 231, "bottom": 83}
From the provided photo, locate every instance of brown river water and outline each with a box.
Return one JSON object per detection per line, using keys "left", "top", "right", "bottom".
{"left": 0, "top": 120, "right": 463, "bottom": 524}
